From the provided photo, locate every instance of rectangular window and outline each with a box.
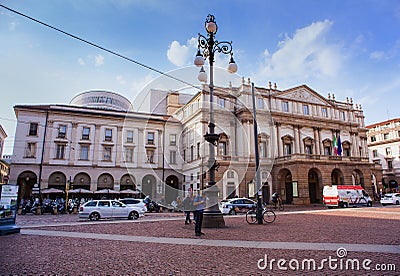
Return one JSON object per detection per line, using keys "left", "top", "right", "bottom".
{"left": 146, "top": 149, "right": 155, "bottom": 163}
{"left": 218, "top": 142, "right": 227, "bottom": 156}
{"left": 370, "top": 136, "right": 376, "bottom": 142}
{"left": 372, "top": 149, "right": 378, "bottom": 158}
{"left": 80, "top": 145, "right": 89, "bottom": 160}
{"left": 284, "top": 143, "right": 292, "bottom": 155}
{"left": 58, "top": 125, "right": 67, "bottom": 138}
{"left": 82, "top": 127, "right": 90, "bottom": 140}
{"left": 103, "top": 146, "right": 112, "bottom": 161}
{"left": 183, "top": 149, "right": 186, "bottom": 162}
{"left": 190, "top": 145, "right": 194, "bottom": 161}
{"left": 257, "top": 98, "right": 263, "bottom": 109}
{"left": 170, "top": 134, "right": 176, "bottom": 146}
{"left": 388, "top": 160, "right": 393, "bottom": 169}
{"left": 25, "top": 142, "right": 36, "bottom": 158}
{"left": 170, "top": 150, "right": 176, "bottom": 164}
{"left": 305, "top": 145, "right": 312, "bottom": 155}
{"left": 218, "top": 98, "right": 225, "bottom": 108}
{"left": 384, "top": 133, "right": 389, "bottom": 140}
{"left": 55, "top": 144, "right": 65, "bottom": 159}
{"left": 147, "top": 132, "right": 154, "bottom": 145}
{"left": 197, "top": 172, "right": 200, "bottom": 180}
{"left": 29, "top": 123, "right": 38, "bottom": 136}
{"left": 190, "top": 173, "right": 194, "bottom": 181}
{"left": 385, "top": 147, "right": 392, "bottom": 156}
{"left": 105, "top": 129, "right": 112, "bottom": 142}
{"left": 322, "top": 107, "right": 328, "bottom": 118}
{"left": 125, "top": 148, "right": 133, "bottom": 162}
{"left": 126, "top": 130, "right": 134, "bottom": 143}
{"left": 303, "top": 105, "right": 309, "bottom": 115}
{"left": 282, "top": 101, "right": 289, "bottom": 112}
{"left": 324, "top": 146, "right": 331, "bottom": 156}
{"left": 341, "top": 111, "right": 346, "bottom": 121}
{"left": 197, "top": 142, "right": 200, "bottom": 159}
{"left": 260, "top": 141, "right": 267, "bottom": 157}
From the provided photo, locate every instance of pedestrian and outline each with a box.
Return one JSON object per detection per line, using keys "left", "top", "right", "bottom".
{"left": 183, "top": 187, "right": 194, "bottom": 224}
{"left": 193, "top": 191, "right": 206, "bottom": 236}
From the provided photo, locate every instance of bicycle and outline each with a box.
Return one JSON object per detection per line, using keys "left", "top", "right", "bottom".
{"left": 246, "top": 207, "right": 276, "bottom": 224}
{"left": 270, "top": 199, "right": 284, "bottom": 211}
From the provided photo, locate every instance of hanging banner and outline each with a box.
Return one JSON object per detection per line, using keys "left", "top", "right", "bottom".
{"left": 0, "top": 184, "right": 20, "bottom": 235}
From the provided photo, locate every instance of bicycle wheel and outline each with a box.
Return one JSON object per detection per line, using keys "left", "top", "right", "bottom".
{"left": 263, "top": 209, "right": 276, "bottom": 223}
{"left": 246, "top": 210, "right": 257, "bottom": 224}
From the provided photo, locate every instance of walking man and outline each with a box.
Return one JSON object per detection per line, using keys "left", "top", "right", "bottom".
{"left": 183, "top": 187, "right": 194, "bottom": 224}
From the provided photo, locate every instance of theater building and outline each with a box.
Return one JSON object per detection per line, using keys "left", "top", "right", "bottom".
{"left": 9, "top": 81, "right": 381, "bottom": 204}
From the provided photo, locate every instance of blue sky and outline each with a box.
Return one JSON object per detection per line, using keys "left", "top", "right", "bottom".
{"left": 1, "top": 0, "right": 400, "bottom": 155}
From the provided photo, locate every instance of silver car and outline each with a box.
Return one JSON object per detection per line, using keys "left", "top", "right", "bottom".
{"left": 118, "top": 198, "right": 147, "bottom": 213}
{"left": 79, "top": 199, "right": 144, "bottom": 221}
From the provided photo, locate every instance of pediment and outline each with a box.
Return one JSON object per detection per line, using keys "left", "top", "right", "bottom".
{"left": 276, "top": 85, "right": 332, "bottom": 106}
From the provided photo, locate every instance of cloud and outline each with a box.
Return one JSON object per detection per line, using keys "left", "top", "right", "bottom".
{"left": 369, "top": 51, "right": 385, "bottom": 60}
{"left": 116, "top": 75, "right": 126, "bottom": 85}
{"left": 95, "top": 54, "right": 104, "bottom": 66}
{"left": 78, "top": 58, "right": 85, "bottom": 66}
{"left": 256, "top": 20, "right": 342, "bottom": 82}
{"left": 167, "top": 37, "right": 197, "bottom": 67}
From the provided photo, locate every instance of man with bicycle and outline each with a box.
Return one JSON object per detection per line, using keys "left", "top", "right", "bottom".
{"left": 271, "top": 192, "right": 283, "bottom": 210}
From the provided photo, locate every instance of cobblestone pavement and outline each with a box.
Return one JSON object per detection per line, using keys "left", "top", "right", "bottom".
{"left": 1, "top": 205, "right": 399, "bottom": 275}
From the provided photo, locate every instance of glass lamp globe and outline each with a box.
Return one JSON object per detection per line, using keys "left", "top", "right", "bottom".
{"left": 194, "top": 50, "right": 205, "bottom": 67}
{"left": 198, "top": 66, "right": 207, "bottom": 83}
{"left": 228, "top": 61, "right": 238, "bottom": 74}
{"left": 206, "top": 21, "right": 217, "bottom": 33}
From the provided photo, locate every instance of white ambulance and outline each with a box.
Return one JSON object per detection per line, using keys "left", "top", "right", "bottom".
{"left": 323, "top": 185, "right": 373, "bottom": 208}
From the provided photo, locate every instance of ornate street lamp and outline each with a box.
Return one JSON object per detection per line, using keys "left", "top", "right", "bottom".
{"left": 194, "top": 14, "right": 237, "bottom": 228}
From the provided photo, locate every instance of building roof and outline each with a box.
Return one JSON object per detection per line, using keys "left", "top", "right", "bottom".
{"left": 366, "top": 118, "right": 400, "bottom": 129}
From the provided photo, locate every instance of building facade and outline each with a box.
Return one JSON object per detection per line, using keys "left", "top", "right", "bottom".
{"left": 0, "top": 124, "right": 9, "bottom": 185}
{"left": 10, "top": 83, "right": 381, "bottom": 205}
{"left": 366, "top": 118, "right": 400, "bottom": 192}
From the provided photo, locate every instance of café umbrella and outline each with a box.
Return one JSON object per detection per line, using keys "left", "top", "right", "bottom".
{"left": 94, "top": 189, "right": 120, "bottom": 194}
{"left": 41, "top": 188, "right": 65, "bottom": 194}
{"left": 68, "top": 188, "right": 92, "bottom": 194}
{"left": 120, "top": 189, "right": 140, "bottom": 195}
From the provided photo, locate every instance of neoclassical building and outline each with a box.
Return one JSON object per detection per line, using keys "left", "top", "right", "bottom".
{"left": 10, "top": 82, "right": 381, "bottom": 204}
{"left": 366, "top": 118, "right": 400, "bottom": 192}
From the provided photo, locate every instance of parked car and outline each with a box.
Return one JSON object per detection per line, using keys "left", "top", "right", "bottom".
{"left": 219, "top": 198, "right": 257, "bottom": 215}
{"left": 380, "top": 193, "right": 400, "bottom": 206}
{"left": 79, "top": 199, "right": 145, "bottom": 221}
{"left": 118, "top": 198, "right": 147, "bottom": 213}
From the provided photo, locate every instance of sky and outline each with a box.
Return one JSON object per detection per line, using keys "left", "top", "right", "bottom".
{"left": 1, "top": 0, "right": 400, "bottom": 155}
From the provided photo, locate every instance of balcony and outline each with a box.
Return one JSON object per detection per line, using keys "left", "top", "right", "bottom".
{"left": 275, "top": 154, "right": 370, "bottom": 163}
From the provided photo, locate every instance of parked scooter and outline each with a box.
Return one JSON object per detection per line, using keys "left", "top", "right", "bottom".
{"left": 41, "top": 199, "right": 56, "bottom": 214}
{"left": 21, "top": 199, "right": 40, "bottom": 215}
{"left": 144, "top": 196, "right": 160, "bottom": 213}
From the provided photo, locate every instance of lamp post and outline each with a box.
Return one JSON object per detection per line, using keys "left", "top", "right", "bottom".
{"left": 195, "top": 14, "right": 237, "bottom": 228}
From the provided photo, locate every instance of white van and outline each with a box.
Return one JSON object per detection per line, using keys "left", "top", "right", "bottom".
{"left": 323, "top": 185, "right": 373, "bottom": 208}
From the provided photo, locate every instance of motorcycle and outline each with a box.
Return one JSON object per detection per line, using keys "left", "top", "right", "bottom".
{"left": 41, "top": 199, "right": 56, "bottom": 214}
{"left": 21, "top": 200, "right": 40, "bottom": 215}
{"left": 67, "top": 199, "right": 78, "bottom": 214}
{"left": 56, "top": 200, "right": 66, "bottom": 214}
{"left": 144, "top": 196, "right": 160, "bottom": 213}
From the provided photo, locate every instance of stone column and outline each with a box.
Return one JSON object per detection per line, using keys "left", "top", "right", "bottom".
{"left": 275, "top": 122, "right": 282, "bottom": 157}
{"left": 313, "top": 127, "right": 319, "bottom": 155}
{"left": 138, "top": 128, "right": 144, "bottom": 167}
{"left": 69, "top": 123, "right": 78, "bottom": 165}
{"left": 92, "top": 124, "right": 100, "bottom": 166}
{"left": 115, "top": 126, "right": 123, "bottom": 167}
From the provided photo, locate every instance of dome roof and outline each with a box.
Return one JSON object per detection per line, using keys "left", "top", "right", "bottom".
{"left": 70, "top": 90, "right": 132, "bottom": 111}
